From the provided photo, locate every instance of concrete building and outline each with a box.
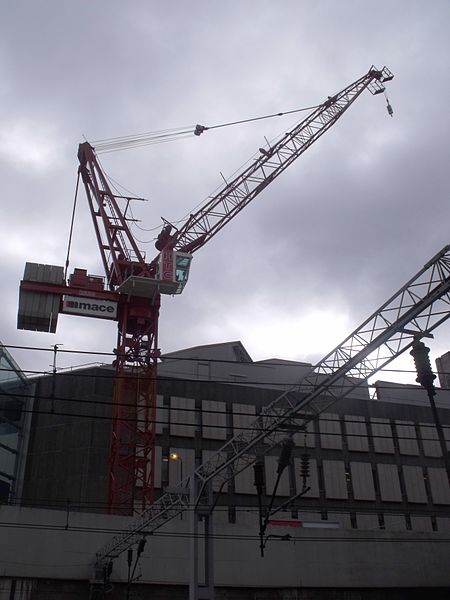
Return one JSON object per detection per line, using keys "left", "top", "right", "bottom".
{"left": 2, "top": 341, "right": 450, "bottom": 599}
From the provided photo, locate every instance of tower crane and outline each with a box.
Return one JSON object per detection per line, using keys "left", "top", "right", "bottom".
{"left": 17, "top": 66, "right": 393, "bottom": 515}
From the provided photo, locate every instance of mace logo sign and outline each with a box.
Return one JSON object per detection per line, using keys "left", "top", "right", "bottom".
{"left": 62, "top": 295, "right": 118, "bottom": 320}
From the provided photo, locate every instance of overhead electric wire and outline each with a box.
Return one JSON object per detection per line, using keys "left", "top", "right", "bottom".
{"left": 4, "top": 341, "right": 450, "bottom": 382}
{"left": 1, "top": 362, "right": 424, "bottom": 377}
{"left": 10, "top": 494, "right": 440, "bottom": 515}
{"left": 2, "top": 341, "right": 448, "bottom": 371}
{"left": 5, "top": 365, "right": 448, "bottom": 393}
{"left": 9, "top": 497, "right": 450, "bottom": 527}
{"left": 4, "top": 371, "right": 450, "bottom": 406}
{"left": 4, "top": 342, "right": 450, "bottom": 379}
{"left": 2, "top": 383, "right": 449, "bottom": 427}
{"left": 1, "top": 391, "right": 448, "bottom": 442}
{"left": 8, "top": 496, "right": 448, "bottom": 532}
{"left": 0, "top": 518, "right": 447, "bottom": 544}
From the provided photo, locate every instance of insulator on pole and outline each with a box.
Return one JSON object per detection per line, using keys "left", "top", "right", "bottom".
{"left": 253, "top": 461, "right": 265, "bottom": 495}
{"left": 410, "top": 340, "right": 436, "bottom": 394}
{"left": 300, "top": 453, "right": 310, "bottom": 482}
{"left": 137, "top": 537, "right": 147, "bottom": 557}
{"left": 104, "top": 560, "right": 113, "bottom": 583}
{"left": 277, "top": 438, "right": 294, "bottom": 474}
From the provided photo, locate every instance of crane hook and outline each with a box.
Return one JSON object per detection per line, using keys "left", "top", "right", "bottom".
{"left": 384, "top": 92, "right": 393, "bottom": 117}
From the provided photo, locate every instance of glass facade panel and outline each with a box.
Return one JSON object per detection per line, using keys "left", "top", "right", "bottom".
{"left": 0, "top": 353, "right": 22, "bottom": 385}
{"left": 0, "top": 343, "right": 29, "bottom": 502}
{"left": 0, "top": 446, "right": 16, "bottom": 478}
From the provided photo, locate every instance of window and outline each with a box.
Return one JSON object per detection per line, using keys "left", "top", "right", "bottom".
{"left": 320, "top": 414, "right": 342, "bottom": 450}
{"left": 377, "top": 464, "right": 402, "bottom": 502}
{"left": 322, "top": 460, "right": 348, "bottom": 499}
{"left": 371, "top": 418, "right": 394, "bottom": 454}
{"left": 345, "top": 416, "right": 369, "bottom": 452}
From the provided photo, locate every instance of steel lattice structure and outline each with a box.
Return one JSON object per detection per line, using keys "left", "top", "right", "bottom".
{"left": 159, "top": 67, "right": 393, "bottom": 255}
{"left": 94, "top": 243, "right": 450, "bottom": 563}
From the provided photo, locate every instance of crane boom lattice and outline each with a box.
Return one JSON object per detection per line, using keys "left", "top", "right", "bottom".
{"left": 95, "top": 243, "right": 450, "bottom": 562}
{"left": 161, "top": 67, "right": 393, "bottom": 255}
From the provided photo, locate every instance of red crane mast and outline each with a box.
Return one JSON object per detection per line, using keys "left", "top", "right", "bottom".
{"left": 18, "top": 66, "right": 393, "bottom": 514}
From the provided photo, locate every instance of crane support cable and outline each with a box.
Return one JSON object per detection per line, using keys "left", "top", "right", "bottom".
{"left": 93, "top": 128, "right": 195, "bottom": 154}
{"left": 94, "top": 241, "right": 450, "bottom": 563}
{"left": 90, "top": 104, "right": 321, "bottom": 154}
{"left": 193, "top": 104, "right": 320, "bottom": 136}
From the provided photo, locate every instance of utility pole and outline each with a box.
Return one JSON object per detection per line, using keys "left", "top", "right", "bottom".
{"left": 410, "top": 339, "right": 450, "bottom": 481}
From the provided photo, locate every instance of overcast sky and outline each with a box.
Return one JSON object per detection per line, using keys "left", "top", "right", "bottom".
{"left": 2, "top": 1, "right": 450, "bottom": 385}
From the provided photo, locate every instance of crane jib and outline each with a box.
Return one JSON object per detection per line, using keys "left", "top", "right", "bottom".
{"left": 165, "top": 66, "right": 393, "bottom": 258}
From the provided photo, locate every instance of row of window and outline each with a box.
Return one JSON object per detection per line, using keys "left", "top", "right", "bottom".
{"left": 152, "top": 445, "right": 450, "bottom": 507}
{"left": 156, "top": 396, "right": 450, "bottom": 458}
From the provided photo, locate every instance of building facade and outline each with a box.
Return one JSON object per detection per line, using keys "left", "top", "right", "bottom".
{"left": 5, "top": 341, "right": 450, "bottom": 598}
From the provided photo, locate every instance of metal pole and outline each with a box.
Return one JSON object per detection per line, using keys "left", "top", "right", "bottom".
{"left": 204, "top": 484, "right": 215, "bottom": 600}
{"left": 410, "top": 340, "right": 450, "bottom": 481}
{"left": 426, "top": 388, "right": 450, "bottom": 481}
{"left": 189, "top": 475, "right": 199, "bottom": 600}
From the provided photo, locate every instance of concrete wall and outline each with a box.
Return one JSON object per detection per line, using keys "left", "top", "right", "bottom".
{"left": 21, "top": 367, "right": 113, "bottom": 511}
{"left": 0, "top": 505, "right": 449, "bottom": 590}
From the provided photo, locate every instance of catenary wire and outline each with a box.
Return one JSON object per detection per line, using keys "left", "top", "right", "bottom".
{"left": 1, "top": 388, "right": 448, "bottom": 439}
{"left": 2, "top": 341, "right": 447, "bottom": 373}
{"left": 3, "top": 370, "right": 450, "bottom": 407}
{"left": 3, "top": 365, "right": 446, "bottom": 391}
{"left": 0, "top": 519, "right": 448, "bottom": 544}
{"left": 10, "top": 495, "right": 443, "bottom": 515}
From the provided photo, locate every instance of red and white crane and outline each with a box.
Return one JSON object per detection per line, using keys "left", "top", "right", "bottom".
{"left": 17, "top": 66, "right": 393, "bottom": 515}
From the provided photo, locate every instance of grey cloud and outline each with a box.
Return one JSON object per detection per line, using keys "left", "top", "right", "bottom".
{"left": 1, "top": 1, "right": 450, "bottom": 379}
